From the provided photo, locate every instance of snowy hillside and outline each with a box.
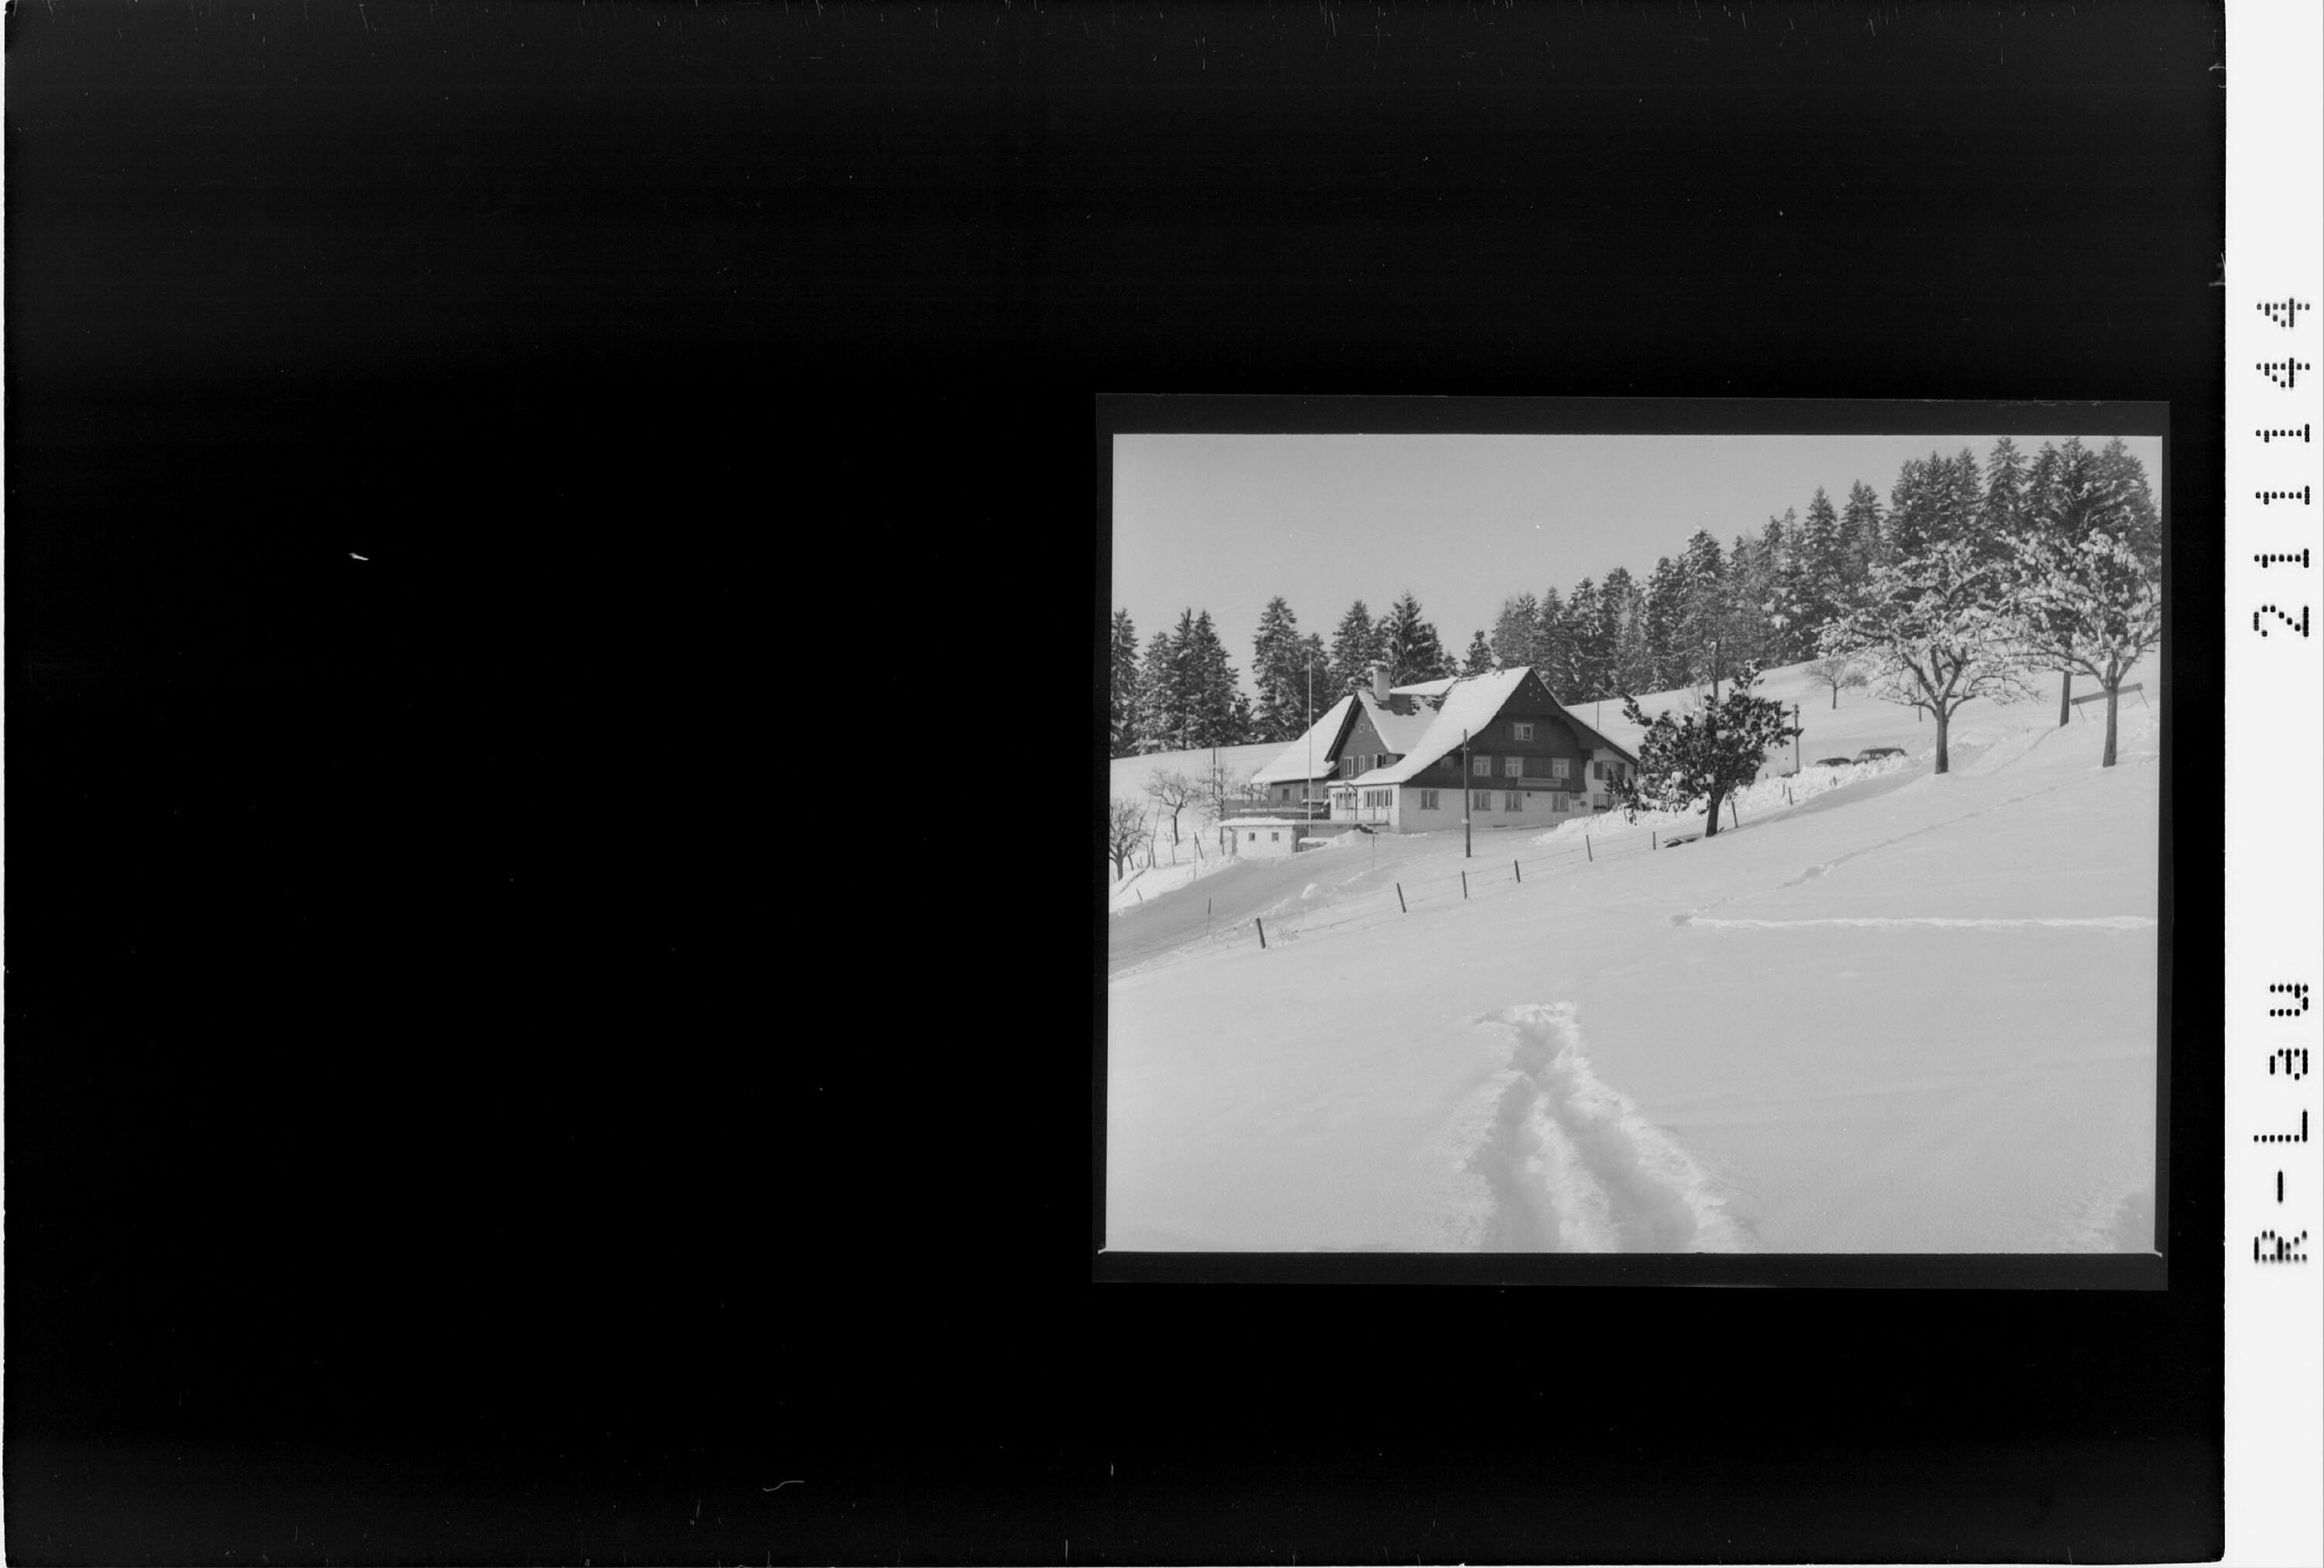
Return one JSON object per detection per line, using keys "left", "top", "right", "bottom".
{"left": 1105, "top": 654, "right": 2161, "bottom": 1253}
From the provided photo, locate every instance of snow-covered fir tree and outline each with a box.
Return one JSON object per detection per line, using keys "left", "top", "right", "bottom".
{"left": 1563, "top": 577, "right": 1604, "bottom": 699}
{"left": 1533, "top": 586, "right": 1570, "bottom": 695}
{"left": 1642, "top": 557, "right": 1686, "bottom": 691}
{"left": 1461, "top": 628, "right": 1497, "bottom": 675}
{"left": 1109, "top": 608, "right": 1141, "bottom": 757}
{"left": 1248, "top": 596, "right": 1313, "bottom": 744}
{"left": 1840, "top": 480, "right": 1886, "bottom": 584}
{"left": 1373, "top": 590, "right": 1451, "bottom": 686}
{"left": 1181, "top": 609, "right": 1250, "bottom": 748}
{"left": 1329, "top": 600, "right": 1380, "bottom": 694}
{"left": 1489, "top": 592, "right": 1541, "bottom": 673}
{"left": 1133, "top": 628, "right": 1178, "bottom": 754}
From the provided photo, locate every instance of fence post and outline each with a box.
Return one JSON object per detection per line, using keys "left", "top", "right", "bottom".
{"left": 1730, "top": 797, "right": 1740, "bottom": 830}
{"left": 1255, "top": 916, "right": 1267, "bottom": 950}
{"left": 1460, "top": 871, "right": 1469, "bottom": 899}
{"left": 1396, "top": 882, "right": 1407, "bottom": 913}
{"left": 1586, "top": 835, "right": 1593, "bottom": 862}
{"left": 1514, "top": 858, "right": 1521, "bottom": 884}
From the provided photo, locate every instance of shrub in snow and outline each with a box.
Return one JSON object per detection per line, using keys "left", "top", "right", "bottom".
{"left": 1614, "top": 664, "right": 1803, "bottom": 839}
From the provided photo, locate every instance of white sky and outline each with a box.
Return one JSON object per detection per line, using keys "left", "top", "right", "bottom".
{"left": 1112, "top": 432, "right": 2165, "bottom": 691}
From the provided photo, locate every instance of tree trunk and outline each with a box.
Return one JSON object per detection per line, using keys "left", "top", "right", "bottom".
{"left": 1933, "top": 707, "right": 1951, "bottom": 775}
{"left": 1703, "top": 787, "right": 1723, "bottom": 837}
{"left": 2102, "top": 681, "right": 2119, "bottom": 767}
{"left": 2058, "top": 669, "right": 2072, "bottom": 727}
{"left": 1830, "top": 683, "right": 1838, "bottom": 710}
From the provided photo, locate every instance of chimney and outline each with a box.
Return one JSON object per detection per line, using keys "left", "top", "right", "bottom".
{"left": 1370, "top": 662, "right": 1391, "bottom": 703}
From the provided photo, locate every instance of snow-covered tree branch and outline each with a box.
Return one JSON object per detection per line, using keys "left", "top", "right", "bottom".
{"left": 2003, "top": 527, "right": 2162, "bottom": 767}
{"left": 1818, "top": 539, "right": 2033, "bottom": 775}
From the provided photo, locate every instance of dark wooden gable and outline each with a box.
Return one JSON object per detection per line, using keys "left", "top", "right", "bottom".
{"left": 1425, "top": 670, "right": 1593, "bottom": 784}
{"left": 1335, "top": 702, "right": 1401, "bottom": 778}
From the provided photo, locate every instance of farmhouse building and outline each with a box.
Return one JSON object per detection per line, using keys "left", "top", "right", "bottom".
{"left": 1248, "top": 664, "right": 1638, "bottom": 835}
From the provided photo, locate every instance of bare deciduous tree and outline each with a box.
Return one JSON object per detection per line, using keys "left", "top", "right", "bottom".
{"left": 1143, "top": 768, "right": 1198, "bottom": 848}
{"left": 1106, "top": 799, "right": 1150, "bottom": 881}
{"left": 1802, "top": 652, "right": 1869, "bottom": 710}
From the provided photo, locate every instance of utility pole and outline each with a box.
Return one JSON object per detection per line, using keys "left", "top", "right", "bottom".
{"left": 1305, "top": 655, "right": 1314, "bottom": 817}
{"left": 1463, "top": 727, "right": 1473, "bottom": 859}
{"left": 1793, "top": 704, "right": 1801, "bottom": 775}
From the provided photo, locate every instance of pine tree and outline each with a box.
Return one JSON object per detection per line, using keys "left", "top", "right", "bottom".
{"left": 1885, "top": 453, "right": 1943, "bottom": 562}
{"left": 1109, "top": 608, "right": 1142, "bottom": 757}
{"left": 1599, "top": 566, "right": 1650, "bottom": 696}
{"left": 1374, "top": 590, "right": 1449, "bottom": 686}
{"left": 2094, "top": 436, "right": 2162, "bottom": 560}
{"left": 1133, "top": 628, "right": 1179, "bottom": 754}
{"left": 1462, "top": 628, "right": 1496, "bottom": 675}
{"left": 1563, "top": 577, "right": 1604, "bottom": 700}
{"left": 1249, "top": 597, "right": 1312, "bottom": 744}
{"left": 1329, "top": 600, "right": 1380, "bottom": 694}
{"left": 1675, "top": 529, "right": 1729, "bottom": 686}
{"left": 1535, "top": 586, "right": 1570, "bottom": 694}
{"left": 1798, "top": 485, "right": 1845, "bottom": 634}
{"left": 1181, "top": 609, "right": 1247, "bottom": 748}
{"left": 1841, "top": 480, "right": 1885, "bottom": 583}
{"left": 1982, "top": 436, "right": 2030, "bottom": 539}
{"left": 1489, "top": 593, "right": 1542, "bottom": 672}
{"left": 1642, "top": 557, "right": 1686, "bottom": 691}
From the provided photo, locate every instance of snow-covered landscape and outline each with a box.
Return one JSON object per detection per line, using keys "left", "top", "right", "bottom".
{"left": 1105, "top": 653, "right": 2161, "bottom": 1254}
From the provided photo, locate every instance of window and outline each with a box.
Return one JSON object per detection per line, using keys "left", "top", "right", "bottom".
{"left": 1504, "top": 756, "right": 1524, "bottom": 778}
{"left": 1506, "top": 793, "right": 1524, "bottom": 812}
{"left": 1473, "top": 755, "right": 1491, "bottom": 776}
{"left": 1422, "top": 790, "right": 1439, "bottom": 810}
{"left": 1473, "top": 790, "right": 1493, "bottom": 810}
{"left": 1591, "top": 761, "right": 1604, "bottom": 779}
{"left": 1248, "top": 833, "right": 1257, "bottom": 842}
{"left": 1513, "top": 721, "right": 1534, "bottom": 741}
{"left": 1549, "top": 758, "right": 1572, "bottom": 780}
{"left": 1270, "top": 831, "right": 1281, "bottom": 842}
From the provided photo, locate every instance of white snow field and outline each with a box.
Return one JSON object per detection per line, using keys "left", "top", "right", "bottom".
{"left": 1105, "top": 656, "right": 2161, "bottom": 1254}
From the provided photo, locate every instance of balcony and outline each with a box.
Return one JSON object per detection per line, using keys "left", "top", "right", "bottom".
{"left": 1219, "top": 799, "right": 1332, "bottom": 820}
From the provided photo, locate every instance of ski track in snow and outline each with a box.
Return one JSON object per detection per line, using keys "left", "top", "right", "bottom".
{"left": 1467, "top": 1003, "right": 1756, "bottom": 1253}
{"left": 1672, "top": 762, "right": 2145, "bottom": 930}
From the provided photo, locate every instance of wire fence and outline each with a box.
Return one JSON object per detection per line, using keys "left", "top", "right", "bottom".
{"left": 1107, "top": 822, "right": 1679, "bottom": 976}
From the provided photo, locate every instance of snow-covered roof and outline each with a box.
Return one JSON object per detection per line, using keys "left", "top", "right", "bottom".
{"left": 1249, "top": 695, "right": 1356, "bottom": 785}
{"left": 1358, "top": 691, "right": 1438, "bottom": 754}
{"left": 1557, "top": 708, "right": 1637, "bottom": 764}
{"left": 1388, "top": 677, "right": 1456, "bottom": 698}
{"left": 1348, "top": 668, "right": 1640, "bottom": 785}
{"left": 1349, "top": 669, "right": 1534, "bottom": 784}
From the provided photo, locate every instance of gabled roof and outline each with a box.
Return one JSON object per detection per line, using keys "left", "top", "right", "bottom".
{"left": 1249, "top": 694, "right": 1356, "bottom": 785}
{"left": 1359, "top": 691, "right": 1437, "bottom": 754}
{"left": 1350, "top": 669, "right": 1640, "bottom": 785}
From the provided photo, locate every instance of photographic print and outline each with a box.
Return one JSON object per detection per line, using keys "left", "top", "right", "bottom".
{"left": 1104, "top": 410, "right": 2166, "bottom": 1261}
